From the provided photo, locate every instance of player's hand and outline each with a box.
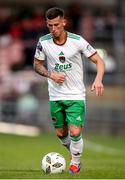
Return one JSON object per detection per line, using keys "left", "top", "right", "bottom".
{"left": 91, "top": 80, "right": 104, "bottom": 96}
{"left": 50, "top": 72, "right": 66, "bottom": 84}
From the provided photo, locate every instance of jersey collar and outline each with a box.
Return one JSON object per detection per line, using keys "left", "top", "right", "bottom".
{"left": 53, "top": 31, "right": 67, "bottom": 46}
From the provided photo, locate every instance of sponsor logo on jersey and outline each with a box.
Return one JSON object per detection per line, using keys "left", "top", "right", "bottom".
{"left": 59, "top": 51, "right": 64, "bottom": 56}
{"left": 54, "top": 63, "right": 72, "bottom": 72}
{"left": 76, "top": 116, "right": 81, "bottom": 121}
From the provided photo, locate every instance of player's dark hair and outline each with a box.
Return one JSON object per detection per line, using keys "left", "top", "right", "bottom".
{"left": 45, "top": 7, "right": 64, "bottom": 20}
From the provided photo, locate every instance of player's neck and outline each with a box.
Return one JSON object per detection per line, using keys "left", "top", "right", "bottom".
{"left": 53, "top": 31, "right": 67, "bottom": 46}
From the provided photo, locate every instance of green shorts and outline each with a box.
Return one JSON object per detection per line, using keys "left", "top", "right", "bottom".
{"left": 50, "top": 100, "right": 86, "bottom": 128}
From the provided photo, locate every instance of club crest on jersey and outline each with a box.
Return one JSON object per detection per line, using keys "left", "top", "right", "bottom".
{"left": 59, "top": 51, "right": 65, "bottom": 63}
{"left": 59, "top": 56, "right": 65, "bottom": 63}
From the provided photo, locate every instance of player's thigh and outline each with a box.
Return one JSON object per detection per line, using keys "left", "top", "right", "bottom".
{"left": 65, "top": 100, "right": 86, "bottom": 126}
{"left": 50, "top": 101, "right": 66, "bottom": 128}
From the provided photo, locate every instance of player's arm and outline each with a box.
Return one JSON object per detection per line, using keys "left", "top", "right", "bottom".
{"left": 34, "top": 58, "right": 51, "bottom": 78}
{"left": 33, "top": 58, "right": 66, "bottom": 84}
{"left": 89, "top": 52, "right": 105, "bottom": 96}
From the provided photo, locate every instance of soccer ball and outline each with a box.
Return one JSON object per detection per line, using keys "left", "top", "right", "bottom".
{"left": 41, "top": 152, "right": 66, "bottom": 174}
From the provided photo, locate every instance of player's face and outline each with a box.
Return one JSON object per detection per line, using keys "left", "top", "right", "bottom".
{"left": 46, "top": 16, "right": 66, "bottom": 38}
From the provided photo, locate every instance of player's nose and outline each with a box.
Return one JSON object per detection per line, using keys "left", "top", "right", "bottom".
{"left": 52, "top": 26, "right": 56, "bottom": 31}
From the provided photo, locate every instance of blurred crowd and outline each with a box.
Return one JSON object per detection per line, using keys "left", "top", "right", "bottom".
{"left": 0, "top": 3, "right": 119, "bottom": 69}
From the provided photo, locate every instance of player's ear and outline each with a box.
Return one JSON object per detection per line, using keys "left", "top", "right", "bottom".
{"left": 63, "top": 19, "right": 66, "bottom": 27}
{"left": 46, "top": 21, "right": 49, "bottom": 28}
{"left": 46, "top": 19, "right": 50, "bottom": 28}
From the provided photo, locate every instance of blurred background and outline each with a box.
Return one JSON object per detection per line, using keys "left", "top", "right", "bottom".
{"left": 0, "top": 0, "right": 125, "bottom": 136}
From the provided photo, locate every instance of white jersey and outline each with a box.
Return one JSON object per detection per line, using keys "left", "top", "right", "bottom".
{"left": 34, "top": 32, "right": 96, "bottom": 101}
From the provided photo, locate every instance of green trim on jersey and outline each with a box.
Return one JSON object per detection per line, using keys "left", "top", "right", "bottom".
{"left": 50, "top": 100, "right": 86, "bottom": 128}
{"left": 68, "top": 32, "right": 80, "bottom": 40}
{"left": 40, "top": 33, "right": 52, "bottom": 41}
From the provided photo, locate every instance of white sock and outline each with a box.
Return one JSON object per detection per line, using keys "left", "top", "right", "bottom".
{"left": 70, "top": 138, "right": 84, "bottom": 165}
{"left": 58, "top": 134, "right": 71, "bottom": 151}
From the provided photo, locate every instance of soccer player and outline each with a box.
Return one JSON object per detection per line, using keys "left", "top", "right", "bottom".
{"left": 34, "top": 7, "right": 105, "bottom": 174}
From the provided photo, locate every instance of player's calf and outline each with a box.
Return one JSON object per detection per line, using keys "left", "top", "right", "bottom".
{"left": 69, "top": 134, "right": 83, "bottom": 170}
{"left": 58, "top": 134, "right": 71, "bottom": 151}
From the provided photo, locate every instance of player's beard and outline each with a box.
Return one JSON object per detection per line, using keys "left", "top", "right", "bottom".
{"left": 52, "top": 32, "right": 60, "bottom": 39}
{"left": 52, "top": 30, "right": 65, "bottom": 41}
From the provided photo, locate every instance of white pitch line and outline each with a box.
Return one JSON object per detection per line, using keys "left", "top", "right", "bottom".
{"left": 85, "top": 139, "right": 125, "bottom": 155}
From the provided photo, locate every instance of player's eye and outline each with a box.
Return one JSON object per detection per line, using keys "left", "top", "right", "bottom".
{"left": 54, "top": 23, "right": 59, "bottom": 26}
{"left": 48, "top": 24, "right": 52, "bottom": 27}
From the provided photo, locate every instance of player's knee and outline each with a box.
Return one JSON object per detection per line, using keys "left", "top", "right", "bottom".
{"left": 55, "top": 128, "right": 68, "bottom": 138}
{"left": 69, "top": 125, "right": 82, "bottom": 137}
{"left": 70, "top": 131, "right": 81, "bottom": 137}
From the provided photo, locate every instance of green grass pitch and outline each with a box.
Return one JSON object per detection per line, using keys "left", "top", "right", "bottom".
{"left": 0, "top": 132, "right": 125, "bottom": 179}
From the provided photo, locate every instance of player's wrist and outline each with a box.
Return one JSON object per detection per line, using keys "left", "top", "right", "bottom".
{"left": 49, "top": 72, "right": 56, "bottom": 81}
{"left": 48, "top": 71, "right": 52, "bottom": 78}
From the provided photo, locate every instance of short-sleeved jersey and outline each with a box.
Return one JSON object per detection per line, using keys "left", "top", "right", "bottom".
{"left": 34, "top": 32, "right": 96, "bottom": 101}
